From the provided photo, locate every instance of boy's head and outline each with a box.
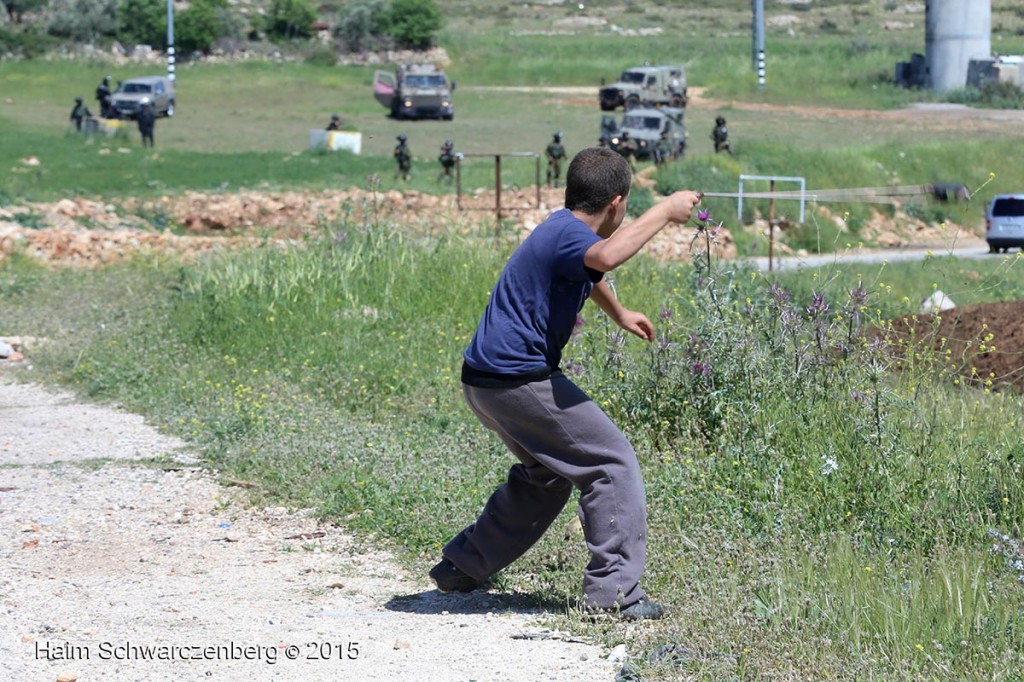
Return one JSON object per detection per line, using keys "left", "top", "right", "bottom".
{"left": 564, "top": 147, "right": 632, "bottom": 215}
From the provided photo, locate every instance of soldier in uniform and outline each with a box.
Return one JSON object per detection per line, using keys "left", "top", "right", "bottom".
{"left": 598, "top": 134, "right": 611, "bottom": 148}
{"left": 137, "top": 98, "right": 156, "bottom": 148}
{"left": 326, "top": 113, "right": 343, "bottom": 131}
{"left": 438, "top": 139, "right": 457, "bottom": 183}
{"left": 96, "top": 75, "right": 113, "bottom": 118}
{"left": 545, "top": 132, "right": 567, "bottom": 188}
{"left": 654, "top": 130, "right": 673, "bottom": 167}
{"left": 712, "top": 115, "right": 732, "bottom": 155}
{"left": 394, "top": 134, "right": 412, "bottom": 181}
{"left": 69, "top": 97, "right": 92, "bottom": 131}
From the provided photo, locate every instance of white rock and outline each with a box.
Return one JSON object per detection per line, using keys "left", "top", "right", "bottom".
{"left": 920, "top": 290, "right": 955, "bottom": 313}
{"left": 607, "top": 643, "right": 628, "bottom": 663}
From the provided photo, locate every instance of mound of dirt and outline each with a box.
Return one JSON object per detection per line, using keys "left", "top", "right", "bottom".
{"left": 886, "top": 300, "right": 1024, "bottom": 392}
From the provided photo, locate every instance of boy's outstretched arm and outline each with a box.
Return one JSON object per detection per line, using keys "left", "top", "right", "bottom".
{"left": 589, "top": 281, "right": 654, "bottom": 342}
{"left": 584, "top": 190, "right": 702, "bottom": 273}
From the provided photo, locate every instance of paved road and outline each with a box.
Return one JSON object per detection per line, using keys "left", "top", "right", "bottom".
{"left": 741, "top": 242, "right": 998, "bottom": 272}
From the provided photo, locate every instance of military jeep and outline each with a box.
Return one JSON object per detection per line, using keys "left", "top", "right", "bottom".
{"left": 605, "top": 107, "right": 687, "bottom": 162}
{"left": 109, "top": 76, "right": 175, "bottom": 119}
{"left": 599, "top": 64, "right": 687, "bottom": 111}
{"left": 373, "top": 64, "right": 455, "bottom": 121}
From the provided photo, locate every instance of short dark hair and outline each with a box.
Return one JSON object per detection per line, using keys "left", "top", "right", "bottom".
{"left": 564, "top": 147, "right": 632, "bottom": 214}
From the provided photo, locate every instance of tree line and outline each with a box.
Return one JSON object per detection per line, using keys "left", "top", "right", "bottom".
{"left": 0, "top": 0, "right": 443, "bottom": 57}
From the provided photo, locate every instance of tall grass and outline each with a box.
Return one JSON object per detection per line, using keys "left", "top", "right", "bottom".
{"left": 4, "top": 209, "right": 1024, "bottom": 678}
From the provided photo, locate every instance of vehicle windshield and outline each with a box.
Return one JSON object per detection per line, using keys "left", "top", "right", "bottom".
{"left": 619, "top": 71, "right": 645, "bottom": 84}
{"left": 121, "top": 83, "right": 152, "bottom": 94}
{"left": 993, "top": 198, "right": 1024, "bottom": 217}
{"left": 622, "top": 115, "right": 663, "bottom": 130}
{"left": 404, "top": 75, "right": 446, "bottom": 88}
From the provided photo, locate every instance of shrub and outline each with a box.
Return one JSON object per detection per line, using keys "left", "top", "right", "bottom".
{"left": 118, "top": 0, "right": 166, "bottom": 48}
{"left": 263, "top": 0, "right": 317, "bottom": 40}
{"left": 304, "top": 45, "right": 337, "bottom": 66}
{"left": 46, "top": 0, "right": 118, "bottom": 43}
{"left": 332, "top": 0, "right": 388, "bottom": 53}
{"left": 379, "top": 0, "right": 442, "bottom": 50}
{"left": 0, "top": 24, "right": 58, "bottom": 56}
{"left": 176, "top": 0, "right": 241, "bottom": 54}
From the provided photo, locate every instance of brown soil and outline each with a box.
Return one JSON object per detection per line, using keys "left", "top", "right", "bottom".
{"left": 886, "top": 300, "right": 1024, "bottom": 392}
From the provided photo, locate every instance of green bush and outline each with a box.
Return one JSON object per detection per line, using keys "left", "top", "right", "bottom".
{"left": 263, "top": 0, "right": 317, "bottom": 40}
{"left": 0, "top": 24, "right": 58, "bottom": 56}
{"left": 46, "top": 0, "right": 119, "bottom": 43}
{"left": 332, "top": 0, "right": 388, "bottom": 52}
{"left": 379, "top": 0, "right": 442, "bottom": 50}
{"left": 117, "top": 0, "right": 166, "bottom": 48}
{"left": 176, "top": 0, "right": 239, "bottom": 54}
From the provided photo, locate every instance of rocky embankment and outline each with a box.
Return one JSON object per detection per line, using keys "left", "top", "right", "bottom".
{"left": 0, "top": 184, "right": 981, "bottom": 269}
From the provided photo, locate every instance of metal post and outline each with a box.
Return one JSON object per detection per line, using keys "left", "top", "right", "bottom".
{"left": 495, "top": 154, "right": 502, "bottom": 235}
{"left": 535, "top": 155, "right": 541, "bottom": 208}
{"left": 768, "top": 179, "right": 775, "bottom": 273}
{"left": 455, "top": 157, "right": 462, "bottom": 210}
{"left": 753, "top": 0, "right": 765, "bottom": 89}
{"left": 166, "top": 0, "right": 175, "bottom": 81}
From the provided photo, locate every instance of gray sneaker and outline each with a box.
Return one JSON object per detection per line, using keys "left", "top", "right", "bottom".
{"left": 587, "top": 597, "right": 666, "bottom": 621}
{"left": 429, "top": 558, "right": 485, "bottom": 593}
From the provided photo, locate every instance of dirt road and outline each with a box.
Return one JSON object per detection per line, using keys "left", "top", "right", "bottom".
{"left": 0, "top": 373, "right": 617, "bottom": 681}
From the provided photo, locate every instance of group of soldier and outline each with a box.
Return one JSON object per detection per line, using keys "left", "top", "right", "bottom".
{"left": 69, "top": 75, "right": 157, "bottom": 147}
{"left": 385, "top": 133, "right": 459, "bottom": 183}
{"left": 381, "top": 116, "right": 732, "bottom": 187}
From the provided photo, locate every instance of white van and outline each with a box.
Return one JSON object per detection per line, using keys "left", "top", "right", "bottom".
{"left": 986, "top": 194, "right": 1024, "bottom": 253}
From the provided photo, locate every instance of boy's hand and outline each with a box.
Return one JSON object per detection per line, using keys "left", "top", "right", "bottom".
{"left": 617, "top": 309, "right": 654, "bottom": 342}
{"left": 662, "top": 190, "right": 703, "bottom": 225}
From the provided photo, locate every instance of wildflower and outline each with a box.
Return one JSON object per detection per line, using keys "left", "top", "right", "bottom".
{"left": 806, "top": 292, "right": 830, "bottom": 319}
{"left": 697, "top": 208, "right": 711, "bottom": 222}
{"left": 821, "top": 454, "right": 838, "bottom": 476}
{"left": 659, "top": 308, "right": 673, "bottom": 321}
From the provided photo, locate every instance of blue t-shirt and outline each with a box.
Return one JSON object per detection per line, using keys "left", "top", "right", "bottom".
{"left": 464, "top": 209, "right": 603, "bottom": 376}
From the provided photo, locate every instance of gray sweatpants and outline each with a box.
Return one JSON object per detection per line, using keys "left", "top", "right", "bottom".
{"left": 444, "top": 372, "right": 648, "bottom": 609}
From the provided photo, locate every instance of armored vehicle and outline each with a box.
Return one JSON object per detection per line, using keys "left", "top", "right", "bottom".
{"left": 373, "top": 64, "right": 455, "bottom": 121}
{"left": 599, "top": 65, "right": 687, "bottom": 111}
{"left": 605, "top": 107, "right": 687, "bottom": 162}
{"left": 109, "top": 76, "right": 175, "bottom": 119}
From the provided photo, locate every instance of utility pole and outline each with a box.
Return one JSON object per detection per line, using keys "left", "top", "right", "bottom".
{"left": 753, "top": 0, "right": 765, "bottom": 89}
{"left": 166, "top": 0, "right": 176, "bottom": 82}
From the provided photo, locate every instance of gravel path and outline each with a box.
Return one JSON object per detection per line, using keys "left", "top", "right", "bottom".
{"left": 0, "top": 373, "right": 617, "bottom": 681}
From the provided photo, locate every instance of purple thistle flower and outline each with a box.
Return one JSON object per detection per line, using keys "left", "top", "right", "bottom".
{"left": 697, "top": 209, "right": 711, "bottom": 222}
{"left": 848, "top": 281, "right": 869, "bottom": 307}
{"left": 660, "top": 308, "right": 673, "bottom": 321}
{"left": 806, "top": 292, "right": 830, "bottom": 318}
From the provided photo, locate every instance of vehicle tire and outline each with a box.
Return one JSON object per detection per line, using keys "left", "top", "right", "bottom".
{"left": 600, "top": 102, "right": 615, "bottom": 112}
{"left": 624, "top": 95, "right": 640, "bottom": 110}
{"left": 669, "top": 95, "right": 683, "bottom": 108}
{"left": 988, "top": 243, "right": 997, "bottom": 254}
{"left": 165, "top": 100, "right": 174, "bottom": 118}
{"left": 443, "top": 114, "right": 454, "bottom": 121}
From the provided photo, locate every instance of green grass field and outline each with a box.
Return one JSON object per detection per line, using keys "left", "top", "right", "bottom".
{"left": 4, "top": 2, "right": 1024, "bottom": 679}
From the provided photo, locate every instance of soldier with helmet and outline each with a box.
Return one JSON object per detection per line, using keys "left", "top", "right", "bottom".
{"left": 69, "top": 96, "right": 92, "bottom": 131}
{"left": 96, "top": 75, "right": 113, "bottom": 118}
{"left": 712, "top": 115, "right": 732, "bottom": 155}
{"left": 545, "top": 132, "right": 567, "bottom": 188}
{"left": 137, "top": 98, "right": 156, "bottom": 148}
{"left": 654, "top": 129, "right": 673, "bottom": 167}
{"left": 438, "top": 139, "right": 457, "bottom": 183}
{"left": 394, "top": 133, "right": 412, "bottom": 181}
